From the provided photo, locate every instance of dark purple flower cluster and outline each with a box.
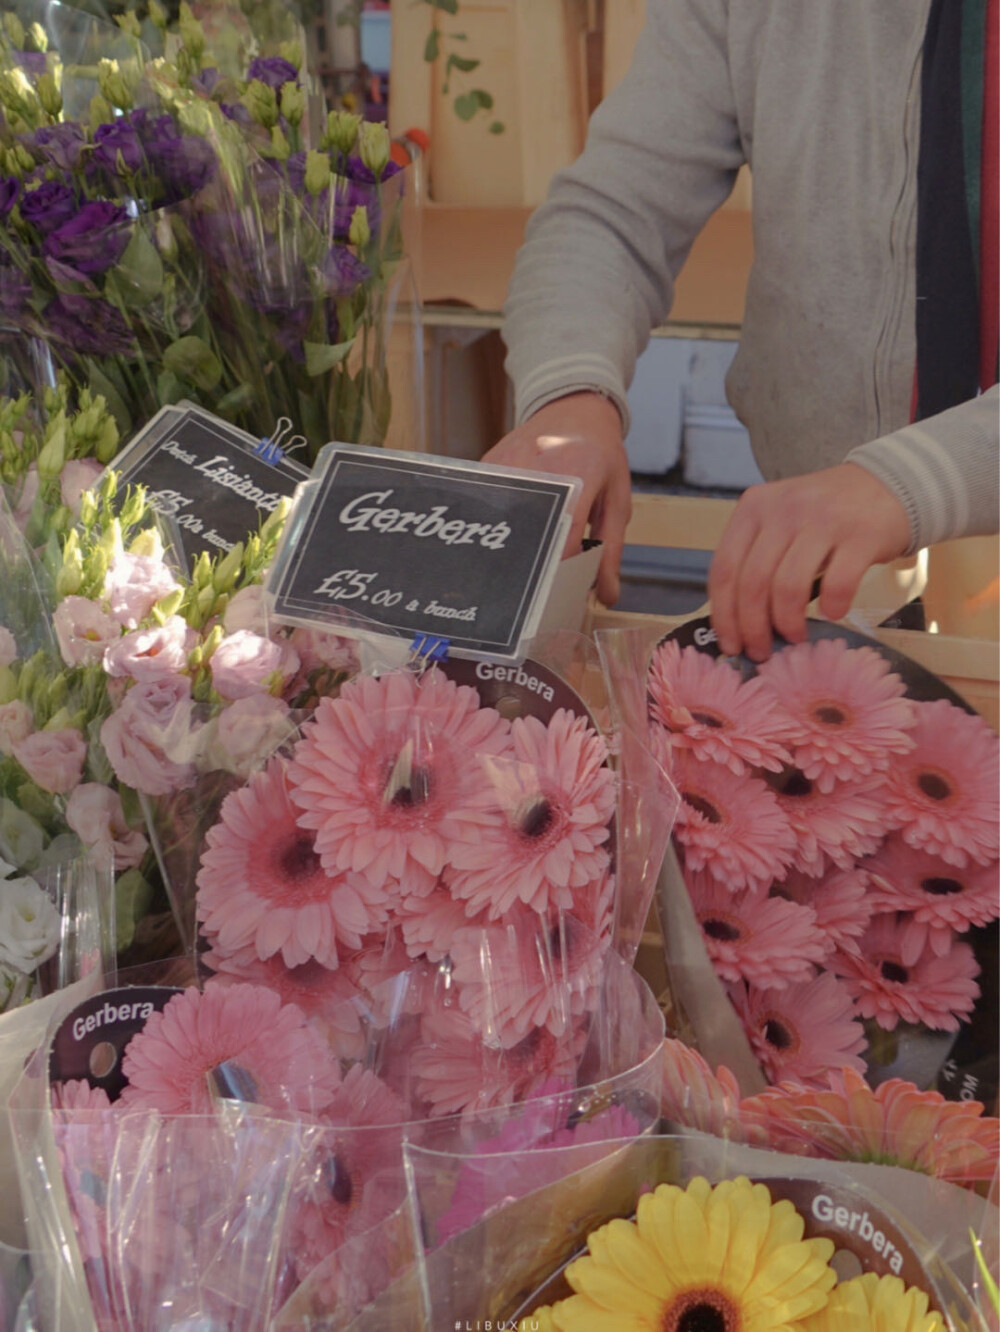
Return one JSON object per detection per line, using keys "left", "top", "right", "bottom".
{"left": 43, "top": 292, "right": 135, "bottom": 356}
{"left": 20, "top": 181, "right": 77, "bottom": 234}
{"left": 0, "top": 255, "right": 30, "bottom": 321}
{"left": 29, "top": 124, "right": 87, "bottom": 172}
{"left": 324, "top": 246, "right": 370, "bottom": 300}
{"left": 247, "top": 56, "right": 299, "bottom": 90}
{"left": 93, "top": 121, "right": 144, "bottom": 175}
{"left": 43, "top": 202, "right": 130, "bottom": 275}
{"left": 0, "top": 177, "right": 20, "bottom": 216}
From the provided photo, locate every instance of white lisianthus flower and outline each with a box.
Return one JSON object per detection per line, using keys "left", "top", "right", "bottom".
{"left": 0, "top": 864, "right": 59, "bottom": 973}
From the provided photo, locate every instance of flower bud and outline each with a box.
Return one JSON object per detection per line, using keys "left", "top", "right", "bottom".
{"left": 128, "top": 526, "right": 164, "bottom": 560}
{"left": 148, "top": 0, "right": 167, "bottom": 33}
{"left": 0, "top": 667, "right": 17, "bottom": 705}
{"left": 178, "top": 2, "right": 206, "bottom": 59}
{"left": 278, "top": 39, "right": 302, "bottom": 70}
{"left": 267, "top": 124, "right": 291, "bottom": 162}
{"left": 98, "top": 517, "right": 123, "bottom": 563}
{"left": 261, "top": 496, "right": 292, "bottom": 542}
{"left": 193, "top": 551, "right": 213, "bottom": 590}
{"left": 44, "top": 680, "right": 68, "bottom": 718}
{"left": 359, "top": 121, "right": 390, "bottom": 178}
{"left": 151, "top": 587, "right": 185, "bottom": 624}
{"left": 55, "top": 551, "right": 83, "bottom": 598}
{"left": 26, "top": 22, "right": 47, "bottom": 53}
{"left": 79, "top": 489, "right": 98, "bottom": 529}
{"left": 115, "top": 12, "right": 142, "bottom": 39}
{"left": 304, "top": 149, "right": 332, "bottom": 197}
{"left": 36, "top": 418, "right": 66, "bottom": 480}
{"left": 242, "top": 79, "right": 278, "bottom": 129}
{"left": 197, "top": 584, "right": 216, "bottom": 618}
{"left": 98, "top": 59, "right": 138, "bottom": 112}
{"left": 2, "top": 13, "right": 25, "bottom": 50}
{"left": 118, "top": 486, "right": 148, "bottom": 528}
{"left": 89, "top": 93, "right": 114, "bottom": 132}
{"left": 280, "top": 82, "right": 306, "bottom": 128}
{"left": 94, "top": 415, "right": 119, "bottom": 465}
{"left": 35, "top": 71, "right": 61, "bottom": 118}
{"left": 202, "top": 625, "right": 224, "bottom": 660}
{"left": 323, "top": 110, "right": 361, "bottom": 156}
{"left": 84, "top": 546, "right": 108, "bottom": 588}
{"left": 349, "top": 205, "right": 371, "bottom": 250}
{"left": 212, "top": 543, "right": 244, "bottom": 593}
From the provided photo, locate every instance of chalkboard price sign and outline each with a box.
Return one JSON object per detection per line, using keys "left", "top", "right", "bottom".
{"left": 267, "top": 445, "right": 579, "bottom": 662}
{"left": 108, "top": 404, "right": 309, "bottom": 568}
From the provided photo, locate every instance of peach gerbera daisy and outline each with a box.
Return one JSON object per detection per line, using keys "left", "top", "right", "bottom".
{"left": 444, "top": 709, "right": 616, "bottom": 919}
{"left": 755, "top": 637, "right": 916, "bottom": 793}
{"left": 196, "top": 758, "right": 388, "bottom": 970}
{"left": 729, "top": 974, "right": 867, "bottom": 1088}
{"left": 864, "top": 835, "right": 999, "bottom": 963}
{"left": 672, "top": 752, "right": 796, "bottom": 894}
{"left": 831, "top": 915, "right": 980, "bottom": 1032}
{"left": 881, "top": 698, "right": 999, "bottom": 868}
{"left": 119, "top": 983, "right": 342, "bottom": 1116}
{"left": 799, "top": 1272, "right": 943, "bottom": 1332}
{"left": 686, "top": 868, "right": 828, "bottom": 988}
{"left": 741, "top": 1067, "right": 1000, "bottom": 1186}
{"left": 549, "top": 1176, "right": 837, "bottom": 1332}
{"left": 772, "top": 866, "right": 874, "bottom": 956}
{"left": 647, "top": 640, "right": 795, "bottom": 774}
{"left": 764, "top": 765, "right": 887, "bottom": 877}
{"left": 659, "top": 1038, "right": 745, "bottom": 1138}
{"left": 288, "top": 668, "right": 511, "bottom": 896}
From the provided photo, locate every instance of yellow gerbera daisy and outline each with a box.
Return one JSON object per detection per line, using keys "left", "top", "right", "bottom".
{"left": 520, "top": 1309, "right": 558, "bottom": 1332}
{"left": 800, "top": 1273, "right": 944, "bottom": 1332}
{"left": 549, "top": 1175, "right": 837, "bottom": 1332}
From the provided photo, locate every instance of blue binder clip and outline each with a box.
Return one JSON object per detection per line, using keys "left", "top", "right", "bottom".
{"left": 253, "top": 416, "right": 308, "bottom": 466}
{"left": 410, "top": 633, "right": 450, "bottom": 664}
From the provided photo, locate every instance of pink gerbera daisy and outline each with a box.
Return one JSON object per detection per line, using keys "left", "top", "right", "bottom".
{"left": 289, "top": 1065, "right": 408, "bottom": 1284}
{"left": 119, "top": 983, "right": 342, "bottom": 1116}
{"left": 772, "top": 866, "right": 874, "bottom": 957}
{"left": 202, "top": 949, "right": 367, "bottom": 1061}
{"left": 685, "top": 868, "right": 827, "bottom": 988}
{"left": 671, "top": 752, "right": 796, "bottom": 894}
{"left": 881, "top": 698, "right": 999, "bottom": 868}
{"left": 396, "top": 886, "right": 487, "bottom": 962}
{"left": 196, "top": 758, "right": 388, "bottom": 970}
{"left": 410, "top": 1007, "right": 586, "bottom": 1117}
{"left": 444, "top": 710, "right": 615, "bottom": 919}
{"left": 647, "top": 640, "right": 795, "bottom": 774}
{"left": 864, "top": 835, "right": 999, "bottom": 964}
{"left": 449, "top": 910, "right": 606, "bottom": 1048}
{"left": 659, "top": 1038, "right": 745, "bottom": 1138}
{"left": 764, "top": 766, "right": 887, "bottom": 877}
{"left": 741, "top": 1067, "right": 1000, "bottom": 1185}
{"left": 52, "top": 1079, "right": 114, "bottom": 1111}
{"left": 729, "top": 974, "right": 867, "bottom": 1088}
{"left": 755, "top": 637, "right": 916, "bottom": 792}
{"left": 830, "top": 915, "right": 980, "bottom": 1031}
{"left": 288, "top": 669, "right": 511, "bottom": 897}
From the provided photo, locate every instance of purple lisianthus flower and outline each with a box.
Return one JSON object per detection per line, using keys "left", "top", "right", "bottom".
{"left": 220, "top": 102, "right": 253, "bottom": 128}
{"left": 44, "top": 293, "right": 135, "bottom": 356}
{"left": 332, "top": 177, "right": 377, "bottom": 241}
{"left": 29, "top": 123, "right": 87, "bottom": 172}
{"left": 247, "top": 56, "right": 299, "bottom": 90}
{"left": 44, "top": 201, "right": 130, "bottom": 275}
{"left": 324, "top": 245, "right": 370, "bottom": 299}
{"left": 0, "top": 177, "right": 19, "bottom": 216}
{"left": 284, "top": 151, "right": 306, "bottom": 196}
{"left": 0, "top": 256, "right": 30, "bottom": 321}
{"left": 343, "top": 154, "right": 402, "bottom": 186}
{"left": 93, "top": 121, "right": 144, "bottom": 175}
{"left": 146, "top": 134, "right": 216, "bottom": 201}
{"left": 191, "top": 67, "right": 221, "bottom": 98}
{"left": 44, "top": 256, "right": 97, "bottom": 292}
{"left": 19, "top": 180, "right": 77, "bottom": 234}
{"left": 14, "top": 51, "right": 47, "bottom": 76}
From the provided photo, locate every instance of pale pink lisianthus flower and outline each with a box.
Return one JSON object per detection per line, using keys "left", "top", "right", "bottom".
{"left": 0, "top": 700, "right": 33, "bottom": 755}
{"left": 66, "top": 782, "right": 148, "bottom": 871}
{"left": 13, "top": 727, "right": 86, "bottom": 794}
{"left": 207, "top": 693, "right": 295, "bottom": 778}
{"left": 53, "top": 596, "right": 122, "bottom": 668}
{"left": 0, "top": 625, "right": 16, "bottom": 668}
{"left": 103, "top": 552, "right": 180, "bottom": 628}
{"left": 289, "top": 627, "right": 360, "bottom": 676}
{"left": 196, "top": 757, "right": 388, "bottom": 969}
{"left": 119, "top": 983, "right": 342, "bottom": 1116}
{"left": 210, "top": 629, "right": 294, "bottom": 701}
{"left": 103, "top": 615, "right": 194, "bottom": 683}
{"left": 728, "top": 973, "right": 868, "bottom": 1088}
{"left": 222, "top": 583, "right": 269, "bottom": 635}
{"left": 100, "top": 676, "right": 202, "bottom": 796}
{"left": 59, "top": 458, "right": 103, "bottom": 516}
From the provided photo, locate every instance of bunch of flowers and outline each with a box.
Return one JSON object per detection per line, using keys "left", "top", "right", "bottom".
{"left": 0, "top": 2, "right": 406, "bottom": 451}
{"left": 648, "top": 634, "right": 999, "bottom": 1090}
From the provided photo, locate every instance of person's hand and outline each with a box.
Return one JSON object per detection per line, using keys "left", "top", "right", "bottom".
{"left": 482, "top": 392, "right": 631, "bottom": 605}
{"left": 708, "top": 462, "right": 912, "bottom": 661}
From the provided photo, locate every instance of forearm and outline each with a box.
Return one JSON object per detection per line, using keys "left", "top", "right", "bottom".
{"left": 503, "top": 0, "right": 743, "bottom": 428}
{"left": 846, "top": 386, "right": 1000, "bottom": 550}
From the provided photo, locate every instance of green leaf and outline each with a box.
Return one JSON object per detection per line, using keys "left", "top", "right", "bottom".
{"left": 85, "top": 360, "right": 132, "bottom": 436}
{"left": 454, "top": 88, "right": 493, "bottom": 120}
{"left": 114, "top": 868, "right": 153, "bottom": 953}
{"left": 110, "top": 224, "right": 164, "bottom": 306}
{"left": 427, "top": 0, "right": 458, "bottom": 13}
{"left": 423, "top": 29, "right": 440, "bottom": 62}
{"left": 304, "top": 337, "right": 356, "bottom": 377}
{"left": 489, "top": 121, "right": 505, "bottom": 134}
{"left": 162, "top": 335, "right": 223, "bottom": 392}
{"left": 446, "top": 53, "right": 480, "bottom": 74}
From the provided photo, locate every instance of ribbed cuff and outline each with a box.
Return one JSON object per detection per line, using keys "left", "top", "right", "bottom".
{"left": 514, "top": 356, "right": 632, "bottom": 437}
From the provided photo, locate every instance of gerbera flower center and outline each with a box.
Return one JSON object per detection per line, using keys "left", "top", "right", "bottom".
{"left": 921, "top": 876, "right": 964, "bottom": 896}
{"left": 518, "top": 796, "right": 555, "bottom": 838}
{"left": 702, "top": 917, "right": 742, "bottom": 942}
{"left": 690, "top": 710, "right": 727, "bottom": 730}
{"left": 684, "top": 793, "right": 722, "bottom": 824}
{"left": 278, "top": 835, "right": 323, "bottom": 880}
{"left": 763, "top": 1018, "right": 796, "bottom": 1051}
{"left": 880, "top": 959, "right": 909, "bottom": 984}
{"left": 324, "top": 1152, "right": 354, "bottom": 1207}
{"left": 664, "top": 1288, "right": 739, "bottom": 1332}
{"left": 382, "top": 741, "right": 432, "bottom": 808}
{"left": 811, "top": 701, "right": 848, "bottom": 727}
{"left": 765, "top": 766, "right": 813, "bottom": 798}
{"left": 916, "top": 769, "right": 953, "bottom": 802}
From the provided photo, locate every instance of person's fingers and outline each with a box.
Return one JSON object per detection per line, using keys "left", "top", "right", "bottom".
{"left": 770, "top": 530, "right": 835, "bottom": 645}
{"left": 591, "top": 468, "right": 632, "bottom": 605}
{"left": 818, "top": 538, "right": 877, "bottom": 622}
{"left": 734, "top": 525, "right": 797, "bottom": 661}
{"left": 563, "top": 479, "right": 597, "bottom": 560}
{"left": 708, "top": 503, "right": 761, "bottom": 656}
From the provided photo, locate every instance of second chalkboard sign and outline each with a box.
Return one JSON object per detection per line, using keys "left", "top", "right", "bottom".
{"left": 108, "top": 404, "right": 309, "bottom": 567}
{"left": 266, "top": 445, "right": 580, "bottom": 663}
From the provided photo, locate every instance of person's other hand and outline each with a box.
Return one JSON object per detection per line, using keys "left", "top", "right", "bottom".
{"left": 708, "top": 462, "right": 912, "bottom": 661}
{"left": 482, "top": 392, "right": 631, "bottom": 605}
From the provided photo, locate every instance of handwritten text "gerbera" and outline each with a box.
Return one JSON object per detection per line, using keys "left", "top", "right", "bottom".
{"left": 338, "top": 491, "right": 511, "bottom": 549}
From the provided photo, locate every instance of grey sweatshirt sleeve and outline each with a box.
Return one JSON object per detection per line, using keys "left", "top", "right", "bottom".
{"left": 847, "top": 387, "right": 1000, "bottom": 550}
{"left": 502, "top": 0, "right": 743, "bottom": 432}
